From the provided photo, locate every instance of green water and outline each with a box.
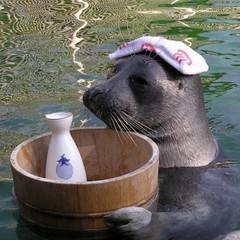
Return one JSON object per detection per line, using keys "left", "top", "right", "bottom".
{"left": 0, "top": 0, "right": 239, "bottom": 239}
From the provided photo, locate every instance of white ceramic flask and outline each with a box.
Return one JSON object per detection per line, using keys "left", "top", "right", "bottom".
{"left": 45, "top": 111, "right": 87, "bottom": 182}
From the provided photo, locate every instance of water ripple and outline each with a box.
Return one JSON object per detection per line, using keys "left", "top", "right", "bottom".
{"left": 0, "top": 0, "right": 88, "bottom": 105}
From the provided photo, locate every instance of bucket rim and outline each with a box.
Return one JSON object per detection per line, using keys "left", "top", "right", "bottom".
{"left": 10, "top": 127, "right": 159, "bottom": 185}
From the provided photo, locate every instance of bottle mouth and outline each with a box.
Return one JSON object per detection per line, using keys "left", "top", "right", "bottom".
{"left": 45, "top": 112, "right": 73, "bottom": 120}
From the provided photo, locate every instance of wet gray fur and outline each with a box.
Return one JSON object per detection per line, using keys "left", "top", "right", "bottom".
{"left": 83, "top": 53, "right": 240, "bottom": 240}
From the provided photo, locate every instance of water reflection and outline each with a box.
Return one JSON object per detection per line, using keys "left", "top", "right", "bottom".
{"left": 0, "top": 0, "right": 85, "bottom": 105}
{"left": 69, "top": 0, "right": 88, "bottom": 75}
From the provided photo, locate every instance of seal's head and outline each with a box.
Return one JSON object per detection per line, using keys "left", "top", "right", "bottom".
{"left": 83, "top": 53, "right": 217, "bottom": 167}
{"left": 83, "top": 54, "right": 189, "bottom": 135}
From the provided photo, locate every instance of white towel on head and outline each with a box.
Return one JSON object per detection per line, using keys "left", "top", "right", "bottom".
{"left": 109, "top": 36, "right": 209, "bottom": 75}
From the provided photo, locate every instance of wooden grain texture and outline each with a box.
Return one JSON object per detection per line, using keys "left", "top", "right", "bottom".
{"left": 10, "top": 128, "right": 159, "bottom": 231}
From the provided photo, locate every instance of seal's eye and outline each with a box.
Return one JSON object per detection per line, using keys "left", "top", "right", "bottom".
{"left": 131, "top": 77, "right": 148, "bottom": 87}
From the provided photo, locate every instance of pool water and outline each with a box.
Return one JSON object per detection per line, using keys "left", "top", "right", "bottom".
{"left": 0, "top": 0, "right": 239, "bottom": 239}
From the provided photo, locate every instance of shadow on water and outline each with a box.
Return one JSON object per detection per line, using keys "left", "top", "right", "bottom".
{"left": 0, "top": 0, "right": 239, "bottom": 239}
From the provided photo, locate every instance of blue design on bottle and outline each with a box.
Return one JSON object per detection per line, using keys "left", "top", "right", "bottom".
{"left": 56, "top": 154, "right": 73, "bottom": 180}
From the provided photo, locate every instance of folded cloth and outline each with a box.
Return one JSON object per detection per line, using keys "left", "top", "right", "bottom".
{"left": 109, "top": 36, "right": 208, "bottom": 75}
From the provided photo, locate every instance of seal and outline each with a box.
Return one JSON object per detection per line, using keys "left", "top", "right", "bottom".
{"left": 83, "top": 53, "right": 240, "bottom": 240}
{"left": 83, "top": 53, "right": 217, "bottom": 168}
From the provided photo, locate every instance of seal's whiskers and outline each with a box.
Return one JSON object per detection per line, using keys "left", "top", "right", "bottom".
{"left": 117, "top": 113, "right": 139, "bottom": 146}
{"left": 112, "top": 111, "right": 138, "bottom": 146}
{"left": 109, "top": 110, "right": 135, "bottom": 143}
{"left": 108, "top": 113, "right": 125, "bottom": 144}
{"left": 121, "top": 112, "right": 157, "bottom": 135}
{"left": 107, "top": 110, "right": 137, "bottom": 146}
{"left": 112, "top": 113, "right": 130, "bottom": 141}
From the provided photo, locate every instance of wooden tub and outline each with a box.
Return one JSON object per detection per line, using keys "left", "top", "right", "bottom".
{"left": 10, "top": 128, "right": 159, "bottom": 235}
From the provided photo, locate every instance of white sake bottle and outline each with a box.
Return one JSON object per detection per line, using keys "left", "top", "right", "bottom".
{"left": 45, "top": 111, "right": 87, "bottom": 182}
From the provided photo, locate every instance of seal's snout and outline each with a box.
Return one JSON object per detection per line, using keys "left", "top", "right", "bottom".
{"left": 83, "top": 87, "right": 99, "bottom": 110}
{"left": 84, "top": 88, "right": 102, "bottom": 102}
{"left": 83, "top": 86, "right": 108, "bottom": 114}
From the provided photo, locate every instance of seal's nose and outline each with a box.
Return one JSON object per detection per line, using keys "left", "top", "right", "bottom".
{"left": 83, "top": 87, "right": 104, "bottom": 110}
